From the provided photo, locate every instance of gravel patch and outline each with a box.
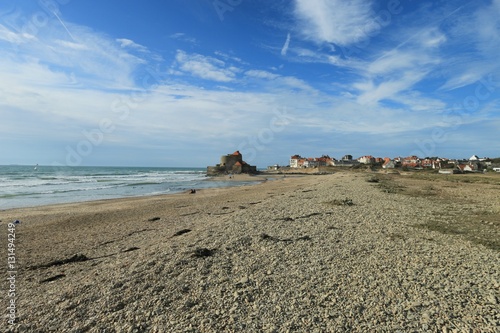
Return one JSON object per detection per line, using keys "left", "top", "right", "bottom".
{"left": 2, "top": 172, "right": 499, "bottom": 332}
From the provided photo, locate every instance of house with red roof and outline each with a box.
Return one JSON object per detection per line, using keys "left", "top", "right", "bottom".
{"left": 382, "top": 157, "right": 396, "bottom": 169}
{"left": 358, "top": 155, "right": 375, "bottom": 164}
{"left": 290, "top": 154, "right": 335, "bottom": 168}
{"left": 402, "top": 156, "right": 421, "bottom": 168}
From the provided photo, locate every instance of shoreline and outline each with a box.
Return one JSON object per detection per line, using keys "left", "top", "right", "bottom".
{"left": 0, "top": 181, "right": 261, "bottom": 215}
{"left": 2, "top": 172, "right": 498, "bottom": 332}
{"left": 2, "top": 171, "right": 297, "bottom": 212}
{"left": 1, "top": 173, "right": 270, "bottom": 212}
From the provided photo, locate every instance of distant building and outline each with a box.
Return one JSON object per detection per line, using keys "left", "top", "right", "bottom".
{"left": 331, "top": 159, "right": 359, "bottom": 167}
{"left": 267, "top": 164, "right": 280, "bottom": 171}
{"left": 457, "top": 164, "right": 476, "bottom": 172}
{"left": 469, "top": 155, "right": 480, "bottom": 161}
{"left": 290, "top": 154, "right": 335, "bottom": 168}
{"left": 318, "top": 155, "right": 335, "bottom": 166}
{"left": 421, "top": 158, "right": 434, "bottom": 168}
{"left": 457, "top": 161, "right": 484, "bottom": 173}
{"left": 358, "top": 155, "right": 375, "bottom": 164}
{"left": 382, "top": 157, "right": 396, "bottom": 169}
{"left": 402, "top": 156, "right": 421, "bottom": 168}
{"left": 342, "top": 155, "right": 353, "bottom": 161}
{"left": 327, "top": 154, "right": 358, "bottom": 167}
{"left": 290, "top": 155, "right": 303, "bottom": 168}
{"left": 207, "top": 151, "right": 257, "bottom": 175}
{"left": 469, "top": 155, "right": 490, "bottom": 163}
{"left": 303, "top": 158, "right": 319, "bottom": 168}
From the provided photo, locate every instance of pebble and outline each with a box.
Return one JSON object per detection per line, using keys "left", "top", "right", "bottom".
{"left": 10, "top": 173, "right": 500, "bottom": 332}
{"left": 486, "top": 294, "right": 497, "bottom": 304}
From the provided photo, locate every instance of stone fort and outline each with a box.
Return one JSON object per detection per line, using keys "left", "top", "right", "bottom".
{"left": 207, "top": 151, "right": 257, "bottom": 176}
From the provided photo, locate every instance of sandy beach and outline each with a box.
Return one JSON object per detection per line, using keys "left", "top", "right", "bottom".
{"left": 2, "top": 170, "right": 499, "bottom": 332}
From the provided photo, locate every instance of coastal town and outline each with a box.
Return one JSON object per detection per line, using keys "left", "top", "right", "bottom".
{"left": 207, "top": 150, "right": 500, "bottom": 175}
{"left": 277, "top": 154, "right": 500, "bottom": 173}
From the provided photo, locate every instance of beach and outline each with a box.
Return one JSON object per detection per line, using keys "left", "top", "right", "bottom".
{"left": 2, "top": 170, "right": 499, "bottom": 332}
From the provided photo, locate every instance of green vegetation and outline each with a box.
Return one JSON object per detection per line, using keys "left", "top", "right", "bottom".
{"left": 372, "top": 173, "right": 500, "bottom": 251}
{"left": 413, "top": 213, "right": 500, "bottom": 251}
{"left": 406, "top": 171, "right": 500, "bottom": 186}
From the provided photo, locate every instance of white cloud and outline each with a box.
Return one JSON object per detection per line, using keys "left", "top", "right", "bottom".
{"left": 293, "top": 0, "right": 378, "bottom": 46}
{"left": 439, "top": 0, "right": 500, "bottom": 91}
{"left": 126, "top": 83, "right": 434, "bottom": 143}
{"left": 245, "top": 70, "right": 280, "bottom": 80}
{"left": 116, "top": 38, "right": 149, "bottom": 53}
{"left": 2, "top": 2, "right": 497, "bottom": 166}
{"left": 367, "top": 50, "right": 422, "bottom": 76}
{"left": 289, "top": 2, "right": 459, "bottom": 109}
{"left": 367, "top": 29, "right": 443, "bottom": 77}
{"left": 281, "top": 33, "right": 291, "bottom": 56}
{"left": 0, "top": 22, "right": 150, "bottom": 90}
{"left": 0, "top": 24, "right": 36, "bottom": 43}
{"left": 55, "top": 39, "right": 89, "bottom": 50}
{"left": 391, "top": 91, "right": 447, "bottom": 113}
{"left": 440, "top": 71, "right": 486, "bottom": 92}
{"left": 334, "top": 24, "right": 445, "bottom": 106}
{"left": 0, "top": 15, "right": 163, "bottom": 152}
{"left": 174, "top": 50, "right": 238, "bottom": 82}
{"left": 244, "top": 69, "right": 317, "bottom": 93}
{"left": 280, "top": 76, "right": 317, "bottom": 93}
{"left": 213, "top": 51, "right": 245, "bottom": 64}
{"left": 169, "top": 32, "right": 198, "bottom": 44}
{"left": 356, "top": 70, "right": 429, "bottom": 105}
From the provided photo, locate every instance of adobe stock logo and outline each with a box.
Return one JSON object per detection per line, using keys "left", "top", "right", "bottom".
{"left": 411, "top": 74, "right": 496, "bottom": 157}
{"left": 212, "top": 0, "right": 243, "bottom": 21}
{"left": 237, "top": 107, "right": 294, "bottom": 163}
{"left": 2, "top": 0, "right": 73, "bottom": 42}
{"left": 53, "top": 67, "right": 168, "bottom": 167}
{"left": 339, "top": 0, "right": 403, "bottom": 58}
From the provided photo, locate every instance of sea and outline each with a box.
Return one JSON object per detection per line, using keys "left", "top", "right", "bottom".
{"left": 0, "top": 165, "right": 258, "bottom": 210}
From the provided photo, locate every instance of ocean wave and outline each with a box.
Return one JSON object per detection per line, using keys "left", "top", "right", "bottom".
{"left": 0, "top": 166, "right": 210, "bottom": 209}
{"left": 124, "top": 182, "right": 164, "bottom": 187}
{"left": 0, "top": 193, "right": 34, "bottom": 199}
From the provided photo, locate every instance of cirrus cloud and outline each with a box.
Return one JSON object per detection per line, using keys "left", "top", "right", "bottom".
{"left": 293, "top": 0, "right": 379, "bottom": 46}
{"left": 174, "top": 50, "right": 239, "bottom": 82}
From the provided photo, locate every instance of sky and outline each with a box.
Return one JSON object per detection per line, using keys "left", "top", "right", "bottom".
{"left": 0, "top": 0, "right": 499, "bottom": 167}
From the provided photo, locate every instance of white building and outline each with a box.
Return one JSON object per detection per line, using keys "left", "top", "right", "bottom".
{"left": 290, "top": 155, "right": 302, "bottom": 168}
{"left": 469, "top": 155, "right": 480, "bottom": 161}
{"left": 303, "top": 159, "right": 319, "bottom": 168}
{"left": 358, "top": 156, "right": 375, "bottom": 164}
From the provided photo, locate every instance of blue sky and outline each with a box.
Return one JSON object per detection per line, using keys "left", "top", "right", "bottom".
{"left": 1, "top": 0, "right": 499, "bottom": 167}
